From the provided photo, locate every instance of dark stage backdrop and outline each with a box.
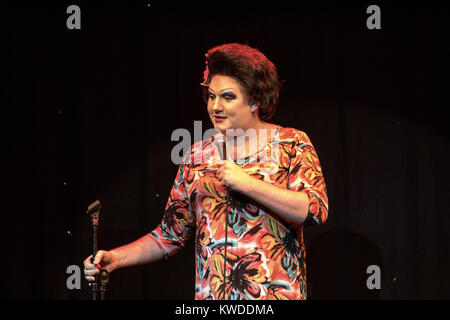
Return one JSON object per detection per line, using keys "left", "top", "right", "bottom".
{"left": 5, "top": 1, "right": 450, "bottom": 299}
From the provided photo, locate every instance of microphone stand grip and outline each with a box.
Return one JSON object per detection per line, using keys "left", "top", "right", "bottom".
{"left": 86, "top": 201, "right": 101, "bottom": 300}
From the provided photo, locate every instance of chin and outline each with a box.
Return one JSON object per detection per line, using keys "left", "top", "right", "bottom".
{"left": 212, "top": 119, "right": 228, "bottom": 129}
{"left": 213, "top": 124, "right": 228, "bottom": 133}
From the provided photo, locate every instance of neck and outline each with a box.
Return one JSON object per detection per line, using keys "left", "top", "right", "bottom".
{"left": 223, "top": 121, "right": 278, "bottom": 161}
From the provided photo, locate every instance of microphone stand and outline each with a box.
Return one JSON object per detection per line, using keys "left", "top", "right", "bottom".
{"left": 86, "top": 200, "right": 109, "bottom": 300}
{"left": 220, "top": 137, "right": 233, "bottom": 300}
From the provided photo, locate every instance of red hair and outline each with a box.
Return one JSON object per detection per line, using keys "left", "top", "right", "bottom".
{"left": 202, "top": 43, "right": 281, "bottom": 121}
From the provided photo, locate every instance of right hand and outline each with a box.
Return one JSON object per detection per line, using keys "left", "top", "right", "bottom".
{"left": 83, "top": 250, "right": 114, "bottom": 282}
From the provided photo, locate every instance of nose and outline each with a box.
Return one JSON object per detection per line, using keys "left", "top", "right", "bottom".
{"left": 211, "top": 97, "right": 222, "bottom": 112}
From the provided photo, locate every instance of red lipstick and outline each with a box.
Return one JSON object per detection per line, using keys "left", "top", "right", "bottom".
{"left": 214, "top": 115, "right": 227, "bottom": 122}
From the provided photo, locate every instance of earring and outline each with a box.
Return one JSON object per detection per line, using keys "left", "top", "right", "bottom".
{"left": 250, "top": 104, "right": 258, "bottom": 112}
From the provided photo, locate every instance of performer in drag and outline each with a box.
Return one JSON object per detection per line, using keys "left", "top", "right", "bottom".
{"left": 84, "top": 43, "right": 329, "bottom": 300}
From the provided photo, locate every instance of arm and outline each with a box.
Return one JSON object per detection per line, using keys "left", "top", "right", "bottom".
{"left": 84, "top": 151, "right": 194, "bottom": 281}
{"left": 107, "top": 234, "right": 166, "bottom": 271}
{"left": 84, "top": 200, "right": 192, "bottom": 281}
{"left": 217, "top": 131, "right": 328, "bottom": 226}
{"left": 217, "top": 162, "right": 309, "bottom": 225}
{"left": 234, "top": 176, "right": 309, "bottom": 225}
{"left": 84, "top": 234, "right": 165, "bottom": 281}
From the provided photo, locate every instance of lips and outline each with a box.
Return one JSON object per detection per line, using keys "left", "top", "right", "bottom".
{"left": 214, "top": 115, "right": 227, "bottom": 122}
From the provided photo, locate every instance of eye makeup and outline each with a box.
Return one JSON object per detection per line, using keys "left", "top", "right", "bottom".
{"left": 208, "top": 91, "right": 216, "bottom": 100}
{"left": 208, "top": 91, "right": 237, "bottom": 101}
{"left": 221, "top": 91, "right": 237, "bottom": 101}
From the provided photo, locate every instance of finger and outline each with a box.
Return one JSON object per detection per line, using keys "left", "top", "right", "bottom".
{"left": 85, "top": 262, "right": 98, "bottom": 270}
{"left": 83, "top": 255, "right": 93, "bottom": 267}
{"left": 219, "top": 174, "right": 227, "bottom": 184}
{"left": 93, "top": 251, "right": 104, "bottom": 265}
{"left": 84, "top": 268, "right": 100, "bottom": 277}
{"left": 84, "top": 260, "right": 98, "bottom": 271}
{"left": 218, "top": 160, "right": 227, "bottom": 167}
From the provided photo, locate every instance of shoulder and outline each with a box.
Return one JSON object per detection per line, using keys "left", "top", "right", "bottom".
{"left": 277, "top": 126, "right": 313, "bottom": 146}
{"left": 191, "top": 135, "right": 215, "bottom": 151}
{"left": 181, "top": 134, "right": 216, "bottom": 165}
{"left": 194, "top": 130, "right": 223, "bottom": 154}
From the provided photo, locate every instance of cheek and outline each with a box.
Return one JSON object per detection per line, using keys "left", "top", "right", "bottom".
{"left": 232, "top": 105, "right": 252, "bottom": 121}
{"left": 225, "top": 102, "right": 245, "bottom": 117}
{"left": 207, "top": 103, "right": 213, "bottom": 114}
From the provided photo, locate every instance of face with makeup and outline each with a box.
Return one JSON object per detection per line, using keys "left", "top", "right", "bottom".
{"left": 207, "top": 75, "right": 260, "bottom": 134}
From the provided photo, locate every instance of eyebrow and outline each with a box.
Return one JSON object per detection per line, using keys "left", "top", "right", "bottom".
{"left": 208, "top": 87, "right": 236, "bottom": 94}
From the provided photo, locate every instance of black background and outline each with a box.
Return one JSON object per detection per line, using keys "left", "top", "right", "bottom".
{"left": 5, "top": 0, "right": 450, "bottom": 300}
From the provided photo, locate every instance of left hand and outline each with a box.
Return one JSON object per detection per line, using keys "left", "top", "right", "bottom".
{"left": 216, "top": 160, "right": 252, "bottom": 192}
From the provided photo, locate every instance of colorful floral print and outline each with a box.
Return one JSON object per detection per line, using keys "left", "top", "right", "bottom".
{"left": 148, "top": 127, "right": 328, "bottom": 300}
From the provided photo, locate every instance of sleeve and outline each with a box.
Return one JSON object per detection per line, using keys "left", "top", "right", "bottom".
{"left": 147, "top": 150, "right": 194, "bottom": 258}
{"left": 287, "top": 131, "right": 329, "bottom": 227}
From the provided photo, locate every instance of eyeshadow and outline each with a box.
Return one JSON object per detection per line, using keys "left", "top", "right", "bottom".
{"left": 221, "top": 91, "right": 237, "bottom": 99}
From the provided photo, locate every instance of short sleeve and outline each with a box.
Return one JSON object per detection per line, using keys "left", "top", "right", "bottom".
{"left": 287, "top": 131, "right": 329, "bottom": 227}
{"left": 147, "top": 150, "right": 194, "bottom": 257}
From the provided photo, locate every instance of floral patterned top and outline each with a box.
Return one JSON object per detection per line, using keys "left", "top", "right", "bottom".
{"left": 148, "top": 126, "right": 328, "bottom": 300}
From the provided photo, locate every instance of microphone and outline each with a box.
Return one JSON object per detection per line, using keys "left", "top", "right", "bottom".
{"left": 86, "top": 200, "right": 102, "bottom": 217}
{"left": 214, "top": 134, "right": 231, "bottom": 200}
{"left": 214, "top": 133, "right": 227, "bottom": 162}
{"left": 214, "top": 134, "right": 231, "bottom": 299}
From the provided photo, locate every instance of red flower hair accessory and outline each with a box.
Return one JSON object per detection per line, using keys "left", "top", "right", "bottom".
{"left": 201, "top": 53, "right": 209, "bottom": 86}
